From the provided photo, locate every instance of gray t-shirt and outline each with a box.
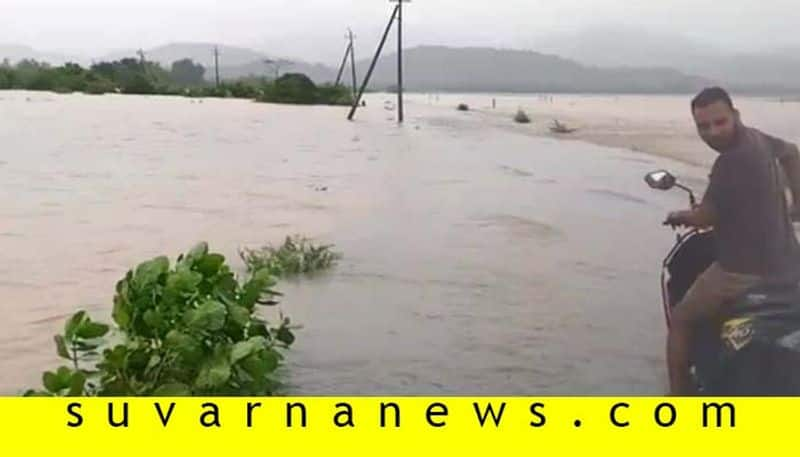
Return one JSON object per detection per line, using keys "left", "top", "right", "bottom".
{"left": 706, "top": 126, "right": 800, "bottom": 277}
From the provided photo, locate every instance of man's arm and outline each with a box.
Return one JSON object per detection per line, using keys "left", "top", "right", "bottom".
{"left": 693, "top": 192, "right": 716, "bottom": 227}
{"left": 665, "top": 195, "right": 716, "bottom": 228}
{"left": 665, "top": 158, "right": 723, "bottom": 228}
{"left": 767, "top": 134, "right": 800, "bottom": 218}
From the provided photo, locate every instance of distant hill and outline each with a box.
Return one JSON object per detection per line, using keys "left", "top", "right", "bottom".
{"left": 97, "top": 42, "right": 338, "bottom": 84}
{"left": 696, "top": 53, "right": 800, "bottom": 93}
{"left": 9, "top": 40, "right": 800, "bottom": 94}
{"left": 0, "top": 44, "right": 85, "bottom": 66}
{"left": 533, "top": 26, "right": 723, "bottom": 71}
{"left": 98, "top": 42, "right": 268, "bottom": 69}
{"left": 356, "top": 45, "right": 712, "bottom": 93}
{"left": 532, "top": 26, "right": 800, "bottom": 93}
{"left": 217, "top": 61, "right": 337, "bottom": 84}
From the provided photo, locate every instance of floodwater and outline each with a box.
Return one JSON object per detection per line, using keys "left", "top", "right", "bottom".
{"left": 0, "top": 90, "right": 708, "bottom": 395}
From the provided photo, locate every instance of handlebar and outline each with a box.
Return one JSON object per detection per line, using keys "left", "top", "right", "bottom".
{"left": 674, "top": 183, "right": 696, "bottom": 207}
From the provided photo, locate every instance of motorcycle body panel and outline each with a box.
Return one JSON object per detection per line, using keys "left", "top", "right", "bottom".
{"left": 663, "top": 229, "right": 800, "bottom": 395}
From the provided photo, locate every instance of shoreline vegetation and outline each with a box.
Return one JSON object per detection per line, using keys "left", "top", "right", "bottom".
{"left": 0, "top": 57, "right": 354, "bottom": 106}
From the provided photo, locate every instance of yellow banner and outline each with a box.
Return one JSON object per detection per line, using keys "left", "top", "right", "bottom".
{"left": 0, "top": 397, "right": 794, "bottom": 455}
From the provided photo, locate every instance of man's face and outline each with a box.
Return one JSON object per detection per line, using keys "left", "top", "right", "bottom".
{"left": 692, "top": 101, "right": 739, "bottom": 152}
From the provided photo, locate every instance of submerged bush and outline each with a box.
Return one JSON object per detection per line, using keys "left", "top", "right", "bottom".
{"left": 316, "top": 84, "right": 355, "bottom": 106}
{"left": 257, "top": 74, "right": 353, "bottom": 106}
{"left": 514, "top": 108, "right": 531, "bottom": 124}
{"left": 26, "top": 242, "right": 296, "bottom": 397}
{"left": 84, "top": 76, "right": 116, "bottom": 95}
{"left": 258, "top": 73, "right": 317, "bottom": 104}
{"left": 239, "top": 236, "right": 341, "bottom": 278}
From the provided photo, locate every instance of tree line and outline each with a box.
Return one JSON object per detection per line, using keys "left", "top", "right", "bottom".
{"left": 0, "top": 57, "right": 352, "bottom": 105}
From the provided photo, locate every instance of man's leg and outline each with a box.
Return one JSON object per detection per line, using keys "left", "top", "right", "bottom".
{"left": 667, "top": 313, "right": 695, "bottom": 395}
{"left": 667, "top": 262, "right": 760, "bottom": 395}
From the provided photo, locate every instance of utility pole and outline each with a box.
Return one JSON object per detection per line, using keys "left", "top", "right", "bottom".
{"left": 335, "top": 28, "right": 358, "bottom": 98}
{"left": 214, "top": 46, "right": 220, "bottom": 87}
{"left": 395, "top": 0, "right": 405, "bottom": 123}
{"left": 348, "top": 28, "right": 358, "bottom": 100}
{"left": 136, "top": 49, "right": 149, "bottom": 78}
{"left": 347, "top": 1, "right": 409, "bottom": 122}
{"left": 334, "top": 41, "right": 352, "bottom": 87}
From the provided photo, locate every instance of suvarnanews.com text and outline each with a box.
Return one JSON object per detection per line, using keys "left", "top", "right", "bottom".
{"left": 61, "top": 399, "right": 737, "bottom": 430}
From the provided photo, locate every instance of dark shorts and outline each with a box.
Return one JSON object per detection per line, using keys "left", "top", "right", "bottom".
{"left": 673, "top": 262, "right": 761, "bottom": 323}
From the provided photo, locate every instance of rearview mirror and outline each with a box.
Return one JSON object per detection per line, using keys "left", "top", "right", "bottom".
{"left": 644, "top": 170, "right": 676, "bottom": 191}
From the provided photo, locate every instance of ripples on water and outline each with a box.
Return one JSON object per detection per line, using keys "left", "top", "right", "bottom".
{"left": 0, "top": 91, "right": 717, "bottom": 395}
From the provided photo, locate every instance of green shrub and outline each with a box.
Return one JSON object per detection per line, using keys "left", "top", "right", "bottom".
{"left": 258, "top": 73, "right": 318, "bottom": 105}
{"left": 317, "top": 84, "right": 355, "bottom": 106}
{"left": 0, "top": 68, "right": 15, "bottom": 89}
{"left": 239, "top": 236, "right": 341, "bottom": 278}
{"left": 120, "top": 73, "right": 156, "bottom": 95}
{"left": 226, "top": 81, "right": 261, "bottom": 99}
{"left": 25, "top": 242, "right": 296, "bottom": 397}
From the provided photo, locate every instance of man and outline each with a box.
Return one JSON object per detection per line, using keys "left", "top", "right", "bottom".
{"left": 664, "top": 87, "right": 800, "bottom": 395}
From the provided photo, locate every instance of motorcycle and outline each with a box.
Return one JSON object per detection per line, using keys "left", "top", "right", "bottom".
{"left": 645, "top": 169, "right": 800, "bottom": 395}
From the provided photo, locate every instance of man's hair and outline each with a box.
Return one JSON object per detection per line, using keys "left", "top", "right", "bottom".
{"left": 691, "top": 87, "right": 735, "bottom": 112}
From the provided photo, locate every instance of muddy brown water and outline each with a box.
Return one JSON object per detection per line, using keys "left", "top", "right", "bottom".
{"left": 1, "top": 91, "right": 713, "bottom": 394}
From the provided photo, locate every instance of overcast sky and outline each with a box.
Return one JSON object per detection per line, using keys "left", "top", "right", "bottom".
{"left": 2, "top": 0, "right": 799, "bottom": 64}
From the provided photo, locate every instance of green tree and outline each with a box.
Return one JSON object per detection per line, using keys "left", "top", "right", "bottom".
{"left": 0, "top": 68, "right": 13, "bottom": 89}
{"left": 90, "top": 61, "right": 115, "bottom": 80}
{"left": 83, "top": 72, "right": 116, "bottom": 95}
{"left": 170, "top": 59, "right": 206, "bottom": 86}
{"left": 89, "top": 57, "right": 169, "bottom": 94}
{"left": 260, "top": 73, "right": 317, "bottom": 104}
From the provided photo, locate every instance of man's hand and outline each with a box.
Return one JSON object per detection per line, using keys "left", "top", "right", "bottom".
{"left": 664, "top": 210, "right": 695, "bottom": 228}
{"left": 664, "top": 198, "right": 716, "bottom": 229}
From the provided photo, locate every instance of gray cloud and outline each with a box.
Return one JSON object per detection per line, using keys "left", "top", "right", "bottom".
{"left": 2, "top": 0, "right": 799, "bottom": 64}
